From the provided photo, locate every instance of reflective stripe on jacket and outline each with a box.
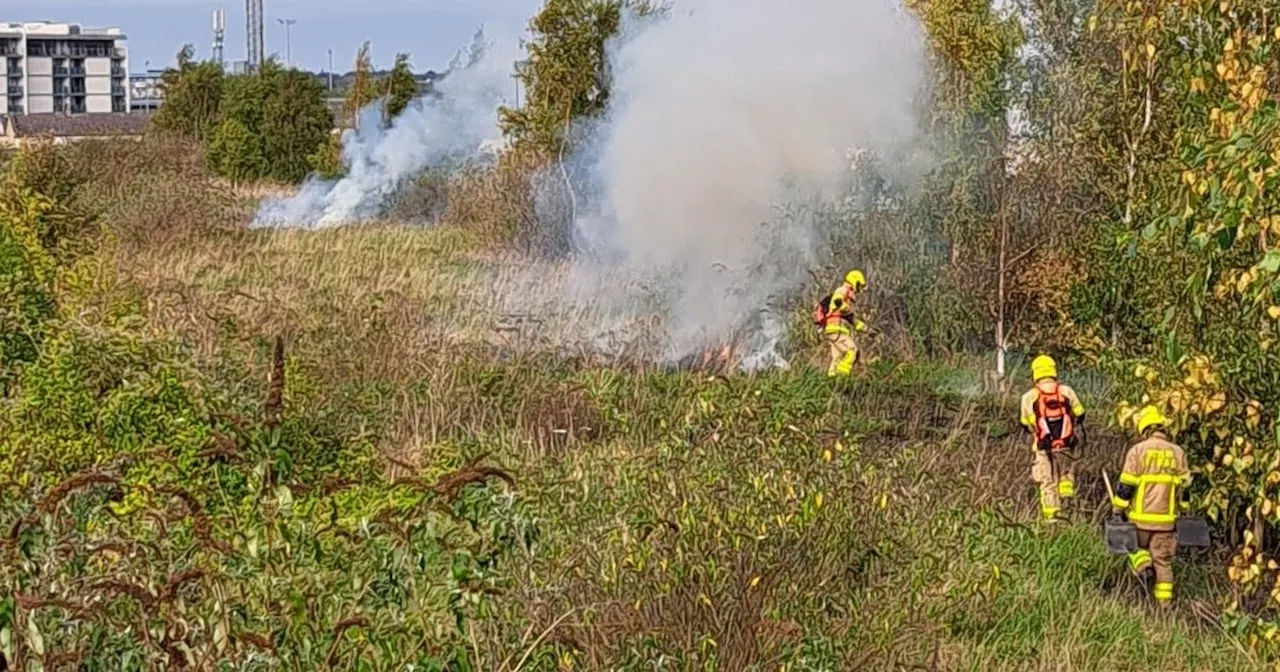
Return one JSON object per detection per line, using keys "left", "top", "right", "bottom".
{"left": 1111, "top": 434, "right": 1190, "bottom": 531}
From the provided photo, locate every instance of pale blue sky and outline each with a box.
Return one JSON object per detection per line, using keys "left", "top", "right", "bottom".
{"left": 4, "top": 0, "right": 543, "bottom": 73}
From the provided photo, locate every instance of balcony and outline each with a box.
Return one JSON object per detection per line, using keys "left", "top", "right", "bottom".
{"left": 70, "top": 66, "right": 86, "bottom": 76}
{"left": 53, "top": 66, "right": 69, "bottom": 76}
{"left": 111, "top": 84, "right": 126, "bottom": 96}
{"left": 7, "top": 85, "right": 22, "bottom": 96}
{"left": 111, "top": 66, "right": 125, "bottom": 77}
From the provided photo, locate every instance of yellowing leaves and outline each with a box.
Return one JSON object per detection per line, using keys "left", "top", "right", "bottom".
{"left": 1204, "top": 391, "right": 1227, "bottom": 414}
{"left": 1246, "top": 399, "right": 1264, "bottom": 429}
{"left": 1268, "top": 306, "right": 1280, "bottom": 320}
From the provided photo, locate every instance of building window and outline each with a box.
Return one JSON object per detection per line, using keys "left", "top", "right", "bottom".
{"left": 112, "top": 95, "right": 125, "bottom": 113}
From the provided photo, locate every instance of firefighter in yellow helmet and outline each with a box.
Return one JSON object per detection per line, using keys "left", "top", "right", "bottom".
{"left": 813, "top": 269, "right": 868, "bottom": 377}
{"left": 1110, "top": 405, "right": 1191, "bottom": 607}
{"left": 1019, "top": 355, "right": 1085, "bottom": 522}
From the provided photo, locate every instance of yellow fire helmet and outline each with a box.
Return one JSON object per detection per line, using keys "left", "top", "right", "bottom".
{"left": 1030, "top": 354, "right": 1057, "bottom": 382}
{"left": 1134, "top": 405, "right": 1169, "bottom": 434}
{"left": 845, "top": 269, "right": 866, "bottom": 290}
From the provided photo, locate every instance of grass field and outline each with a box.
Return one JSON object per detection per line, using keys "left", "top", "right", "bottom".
{"left": 0, "top": 138, "right": 1265, "bottom": 670}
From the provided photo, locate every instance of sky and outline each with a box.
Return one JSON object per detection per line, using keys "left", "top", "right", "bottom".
{"left": 3, "top": 0, "right": 544, "bottom": 73}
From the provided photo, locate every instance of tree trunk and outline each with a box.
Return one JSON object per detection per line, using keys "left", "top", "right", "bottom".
{"left": 996, "top": 198, "right": 1008, "bottom": 382}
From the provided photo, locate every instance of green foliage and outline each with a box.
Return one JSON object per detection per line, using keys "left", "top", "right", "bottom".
{"left": 308, "top": 132, "right": 346, "bottom": 180}
{"left": 207, "top": 117, "right": 267, "bottom": 185}
{"left": 187, "top": 60, "right": 331, "bottom": 184}
{"left": 385, "top": 52, "right": 421, "bottom": 119}
{"left": 262, "top": 69, "right": 335, "bottom": 183}
{"left": 151, "top": 46, "right": 225, "bottom": 143}
{"left": 0, "top": 144, "right": 99, "bottom": 391}
{"left": 0, "top": 162, "right": 523, "bottom": 668}
{"left": 1096, "top": 0, "right": 1280, "bottom": 644}
{"left": 499, "top": 0, "right": 660, "bottom": 158}
{"left": 0, "top": 189, "right": 59, "bottom": 389}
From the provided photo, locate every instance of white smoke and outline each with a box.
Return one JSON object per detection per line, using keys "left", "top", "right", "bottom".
{"left": 251, "top": 27, "right": 518, "bottom": 228}
{"left": 518, "top": 0, "right": 930, "bottom": 367}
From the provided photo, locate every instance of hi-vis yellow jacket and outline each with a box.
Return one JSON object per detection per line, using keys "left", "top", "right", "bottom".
{"left": 1111, "top": 432, "right": 1191, "bottom": 532}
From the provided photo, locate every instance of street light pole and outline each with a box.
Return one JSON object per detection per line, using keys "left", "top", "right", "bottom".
{"left": 328, "top": 48, "right": 334, "bottom": 91}
{"left": 278, "top": 18, "right": 297, "bottom": 68}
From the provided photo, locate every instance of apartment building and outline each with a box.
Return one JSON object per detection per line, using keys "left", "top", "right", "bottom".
{"left": 0, "top": 21, "right": 130, "bottom": 115}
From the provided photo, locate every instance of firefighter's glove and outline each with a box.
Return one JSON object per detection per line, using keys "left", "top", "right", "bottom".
{"left": 854, "top": 320, "right": 868, "bottom": 333}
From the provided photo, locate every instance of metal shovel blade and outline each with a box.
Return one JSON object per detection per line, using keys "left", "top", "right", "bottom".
{"left": 1176, "top": 516, "right": 1211, "bottom": 547}
{"left": 1103, "top": 518, "right": 1138, "bottom": 555}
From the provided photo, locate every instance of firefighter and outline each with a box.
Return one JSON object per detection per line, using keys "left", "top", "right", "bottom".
{"left": 1110, "top": 405, "right": 1190, "bottom": 607}
{"left": 813, "top": 269, "right": 867, "bottom": 377}
{"left": 1019, "top": 355, "right": 1085, "bottom": 522}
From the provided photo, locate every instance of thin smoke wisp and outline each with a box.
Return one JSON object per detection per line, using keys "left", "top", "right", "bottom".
{"left": 252, "top": 27, "right": 518, "bottom": 229}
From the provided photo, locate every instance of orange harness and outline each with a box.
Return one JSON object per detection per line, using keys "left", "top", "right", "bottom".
{"left": 1034, "top": 381, "right": 1076, "bottom": 452}
{"left": 813, "top": 286, "right": 854, "bottom": 329}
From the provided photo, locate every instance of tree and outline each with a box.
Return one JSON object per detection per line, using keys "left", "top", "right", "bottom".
{"left": 151, "top": 46, "right": 224, "bottom": 142}
{"left": 384, "top": 52, "right": 420, "bottom": 120}
{"left": 499, "top": 0, "right": 660, "bottom": 158}
{"left": 1104, "top": 0, "right": 1280, "bottom": 640}
{"left": 342, "top": 42, "right": 379, "bottom": 127}
{"left": 207, "top": 116, "right": 267, "bottom": 186}
{"left": 903, "top": 0, "right": 1024, "bottom": 378}
{"left": 204, "top": 73, "right": 270, "bottom": 180}
{"left": 263, "top": 69, "right": 334, "bottom": 183}
{"left": 308, "top": 133, "right": 345, "bottom": 180}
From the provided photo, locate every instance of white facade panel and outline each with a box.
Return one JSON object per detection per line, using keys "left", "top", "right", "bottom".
{"left": 85, "top": 77, "right": 109, "bottom": 95}
{"left": 26, "top": 56, "right": 51, "bottom": 76}
{"left": 27, "top": 95, "right": 52, "bottom": 113}
{"left": 86, "top": 96, "right": 110, "bottom": 113}
{"left": 27, "top": 76, "right": 51, "bottom": 95}
{"left": 85, "top": 57, "right": 109, "bottom": 75}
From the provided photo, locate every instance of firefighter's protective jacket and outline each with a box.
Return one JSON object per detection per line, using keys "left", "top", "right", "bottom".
{"left": 1110, "top": 433, "right": 1191, "bottom": 532}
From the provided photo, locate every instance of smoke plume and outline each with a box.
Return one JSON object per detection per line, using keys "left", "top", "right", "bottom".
{"left": 522, "top": 0, "right": 930, "bottom": 367}
{"left": 251, "top": 27, "right": 517, "bottom": 228}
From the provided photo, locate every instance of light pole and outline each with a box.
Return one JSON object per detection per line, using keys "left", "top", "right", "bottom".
{"left": 327, "top": 48, "right": 334, "bottom": 91}
{"left": 278, "top": 18, "right": 297, "bottom": 68}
